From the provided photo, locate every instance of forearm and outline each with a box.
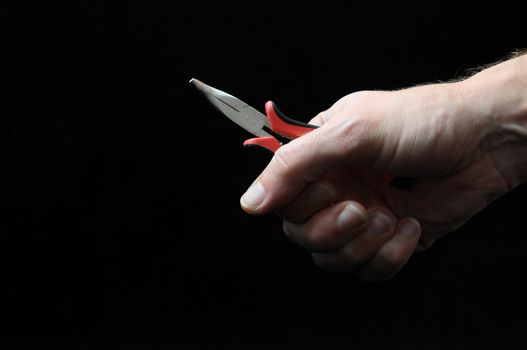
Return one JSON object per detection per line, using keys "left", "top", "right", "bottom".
{"left": 460, "top": 53, "right": 527, "bottom": 187}
{"left": 465, "top": 53, "right": 527, "bottom": 126}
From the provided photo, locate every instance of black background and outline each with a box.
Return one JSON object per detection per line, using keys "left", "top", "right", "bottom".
{"left": 4, "top": 0, "right": 527, "bottom": 348}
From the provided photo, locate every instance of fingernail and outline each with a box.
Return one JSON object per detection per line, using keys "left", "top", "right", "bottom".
{"left": 367, "top": 211, "right": 393, "bottom": 238}
{"left": 307, "top": 182, "right": 335, "bottom": 206}
{"left": 337, "top": 203, "right": 365, "bottom": 230}
{"left": 240, "top": 181, "right": 266, "bottom": 209}
{"left": 400, "top": 219, "right": 419, "bottom": 238}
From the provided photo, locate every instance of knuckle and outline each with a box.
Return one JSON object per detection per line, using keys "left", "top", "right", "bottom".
{"left": 284, "top": 221, "right": 331, "bottom": 252}
{"left": 304, "top": 218, "right": 345, "bottom": 251}
{"left": 377, "top": 247, "right": 407, "bottom": 269}
{"left": 309, "top": 111, "right": 328, "bottom": 125}
{"left": 305, "top": 226, "right": 342, "bottom": 251}
{"left": 338, "top": 111, "right": 382, "bottom": 153}
{"left": 305, "top": 231, "right": 328, "bottom": 250}
{"left": 272, "top": 147, "right": 296, "bottom": 178}
{"left": 342, "top": 244, "right": 366, "bottom": 267}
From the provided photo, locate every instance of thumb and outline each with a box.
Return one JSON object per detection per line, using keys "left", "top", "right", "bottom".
{"left": 240, "top": 125, "right": 347, "bottom": 215}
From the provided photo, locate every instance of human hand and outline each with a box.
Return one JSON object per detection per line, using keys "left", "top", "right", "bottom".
{"left": 240, "top": 54, "right": 527, "bottom": 281}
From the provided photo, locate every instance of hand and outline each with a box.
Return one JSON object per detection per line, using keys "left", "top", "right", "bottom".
{"left": 240, "top": 55, "right": 527, "bottom": 281}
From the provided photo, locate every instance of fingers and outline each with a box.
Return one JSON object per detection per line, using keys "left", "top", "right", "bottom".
{"left": 310, "top": 209, "right": 398, "bottom": 271}
{"left": 283, "top": 201, "right": 368, "bottom": 251}
{"left": 356, "top": 218, "right": 421, "bottom": 281}
{"left": 276, "top": 180, "right": 336, "bottom": 223}
{"left": 312, "top": 217, "right": 421, "bottom": 281}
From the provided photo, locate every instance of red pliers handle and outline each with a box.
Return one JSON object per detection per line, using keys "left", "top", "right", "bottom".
{"left": 243, "top": 101, "right": 316, "bottom": 152}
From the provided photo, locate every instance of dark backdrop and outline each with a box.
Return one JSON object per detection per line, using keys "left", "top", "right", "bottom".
{"left": 5, "top": 1, "right": 527, "bottom": 348}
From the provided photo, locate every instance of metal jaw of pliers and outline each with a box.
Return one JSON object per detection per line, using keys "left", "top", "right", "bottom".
{"left": 190, "top": 78, "right": 316, "bottom": 152}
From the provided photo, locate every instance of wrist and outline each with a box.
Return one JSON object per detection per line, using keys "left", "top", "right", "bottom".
{"left": 460, "top": 54, "right": 527, "bottom": 187}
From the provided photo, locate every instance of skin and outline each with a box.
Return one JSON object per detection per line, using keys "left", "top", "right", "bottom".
{"left": 240, "top": 53, "right": 527, "bottom": 281}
